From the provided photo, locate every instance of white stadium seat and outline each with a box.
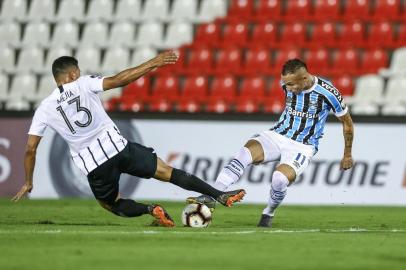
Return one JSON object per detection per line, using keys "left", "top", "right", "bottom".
{"left": 160, "top": 21, "right": 193, "bottom": 49}
{"left": 51, "top": 22, "right": 79, "bottom": 47}
{"left": 0, "top": 46, "right": 16, "bottom": 73}
{"left": 169, "top": 0, "right": 198, "bottom": 21}
{"left": 108, "top": 22, "right": 135, "bottom": 47}
{"left": 196, "top": 0, "right": 227, "bottom": 23}
{"left": 37, "top": 75, "right": 56, "bottom": 102}
{"left": 75, "top": 47, "right": 101, "bottom": 74}
{"left": 80, "top": 22, "right": 108, "bottom": 47}
{"left": 380, "top": 47, "right": 406, "bottom": 77}
{"left": 0, "top": 22, "right": 21, "bottom": 46}
{"left": 86, "top": 0, "right": 114, "bottom": 21}
{"left": 21, "top": 22, "right": 50, "bottom": 47}
{"left": 135, "top": 22, "right": 163, "bottom": 47}
{"left": 9, "top": 73, "right": 37, "bottom": 101}
{"left": 0, "top": 0, "right": 27, "bottom": 22}
{"left": 380, "top": 77, "right": 406, "bottom": 115}
{"left": 27, "top": 0, "right": 56, "bottom": 22}
{"left": 56, "top": 0, "right": 85, "bottom": 21}
{"left": 114, "top": 0, "right": 142, "bottom": 21}
{"left": 348, "top": 75, "right": 384, "bottom": 115}
{"left": 130, "top": 47, "right": 157, "bottom": 66}
{"left": 141, "top": 0, "right": 169, "bottom": 21}
{"left": 0, "top": 74, "right": 9, "bottom": 102}
{"left": 16, "top": 47, "right": 44, "bottom": 72}
{"left": 102, "top": 47, "right": 130, "bottom": 74}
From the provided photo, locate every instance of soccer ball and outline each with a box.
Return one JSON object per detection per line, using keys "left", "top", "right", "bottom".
{"left": 181, "top": 203, "right": 212, "bottom": 228}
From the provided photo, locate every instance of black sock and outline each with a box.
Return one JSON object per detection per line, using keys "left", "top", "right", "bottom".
{"left": 111, "top": 199, "right": 151, "bottom": 217}
{"left": 170, "top": 168, "right": 223, "bottom": 198}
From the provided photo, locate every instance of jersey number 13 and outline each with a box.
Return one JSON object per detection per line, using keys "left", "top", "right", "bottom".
{"left": 56, "top": 96, "right": 92, "bottom": 134}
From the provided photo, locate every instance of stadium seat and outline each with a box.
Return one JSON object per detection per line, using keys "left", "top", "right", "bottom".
{"left": 313, "top": 0, "right": 341, "bottom": 21}
{"left": 16, "top": 47, "right": 44, "bottom": 73}
{"left": 332, "top": 48, "right": 360, "bottom": 75}
{"left": 235, "top": 99, "right": 260, "bottom": 113}
{"left": 371, "top": 0, "right": 400, "bottom": 21}
{"left": 310, "top": 22, "right": 336, "bottom": 47}
{"left": 196, "top": 0, "right": 227, "bottom": 22}
{"left": 135, "top": 22, "right": 163, "bottom": 47}
{"left": 0, "top": 22, "right": 20, "bottom": 47}
{"left": 251, "top": 22, "right": 278, "bottom": 46}
{"left": 86, "top": 0, "right": 114, "bottom": 21}
{"left": 243, "top": 47, "right": 271, "bottom": 75}
{"left": 27, "top": 0, "right": 56, "bottom": 22}
{"left": 44, "top": 47, "right": 72, "bottom": 72}
{"left": 263, "top": 83, "right": 285, "bottom": 113}
{"left": 56, "top": 0, "right": 85, "bottom": 21}
{"left": 209, "top": 75, "right": 237, "bottom": 102}
{"left": 80, "top": 22, "right": 108, "bottom": 47}
{"left": 360, "top": 49, "right": 388, "bottom": 74}
{"left": 382, "top": 77, "right": 406, "bottom": 105}
{"left": 342, "top": 0, "right": 370, "bottom": 20}
{"left": 222, "top": 22, "right": 249, "bottom": 46}
{"left": 382, "top": 47, "right": 406, "bottom": 76}
{"left": 214, "top": 47, "right": 243, "bottom": 74}
{"left": 338, "top": 21, "right": 366, "bottom": 47}
{"left": 347, "top": 75, "right": 384, "bottom": 106}
{"left": 0, "top": 74, "right": 9, "bottom": 103}
{"left": 304, "top": 48, "right": 330, "bottom": 74}
{"left": 181, "top": 75, "right": 209, "bottom": 103}
{"left": 169, "top": 0, "right": 198, "bottom": 21}
{"left": 206, "top": 99, "right": 232, "bottom": 113}
{"left": 149, "top": 99, "right": 173, "bottom": 112}
{"left": 284, "top": 0, "right": 312, "bottom": 21}
{"left": 271, "top": 48, "right": 301, "bottom": 74}
{"left": 161, "top": 22, "right": 193, "bottom": 49}
{"left": 367, "top": 22, "right": 395, "bottom": 48}
{"left": 194, "top": 23, "right": 221, "bottom": 46}
{"left": 280, "top": 23, "right": 307, "bottom": 46}
{"left": 239, "top": 76, "right": 266, "bottom": 101}
{"left": 107, "top": 22, "right": 135, "bottom": 47}
{"left": 9, "top": 73, "right": 37, "bottom": 102}
{"left": 140, "top": 0, "right": 169, "bottom": 21}
{"left": 122, "top": 76, "right": 151, "bottom": 100}
{"left": 114, "top": 0, "right": 142, "bottom": 21}
{"left": 381, "top": 104, "right": 406, "bottom": 115}
{"left": 37, "top": 75, "right": 56, "bottom": 102}
{"left": 21, "top": 22, "right": 50, "bottom": 47}
{"left": 254, "top": 0, "right": 283, "bottom": 20}
{"left": 157, "top": 47, "right": 187, "bottom": 74}
{"left": 102, "top": 47, "right": 130, "bottom": 74}
{"left": 0, "top": 46, "right": 15, "bottom": 73}
{"left": 396, "top": 24, "right": 406, "bottom": 47}
{"left": 332, "top": 75, "right": 354, "bottom": 96}
{"left": 151, "top": 74, "right": 180, "bottom": 102}
{"left": 130, "top": 47, "right": 157, "bottom": 67}
{"left": 228, "top": 0, "right": 254, "bottom": 19}
{"left": 0, "top": 0, "right": 27, "bottom": 22}
{"left": 186, "top": 47, "right": 214, "bottom": 74}
{"left": 51, "top": 22, "right": 79, "bottom": 47}
{"left": 75, "top": 47, "right": 100, "bottom": 73}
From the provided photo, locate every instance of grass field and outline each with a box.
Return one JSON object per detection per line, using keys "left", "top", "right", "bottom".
{"left": 1, "top": 199, "right": 406, "bottom": 270}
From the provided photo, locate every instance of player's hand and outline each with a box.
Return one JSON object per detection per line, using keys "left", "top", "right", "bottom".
{"left": 340, "top": 155, "right": 353, "bottom": 170}
{"left": 153, "top": 51, "right": 178, "bottom": 67}
{"left": 11, "top": 182, "right": 33, "bottom": 202}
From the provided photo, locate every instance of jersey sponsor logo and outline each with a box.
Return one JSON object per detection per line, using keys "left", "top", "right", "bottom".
{"left": 320, "top": 81, "right": 343, "bottom": 102}
{"left": 287, "top": 107, "right": 319, "bottom": 118}
{"left": 56, "top": 90, "right": 75, "bottom": 104}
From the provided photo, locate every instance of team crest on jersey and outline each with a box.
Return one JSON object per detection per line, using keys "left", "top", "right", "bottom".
{"left": 309, "top": 100, "right": 318, "bottom": 110}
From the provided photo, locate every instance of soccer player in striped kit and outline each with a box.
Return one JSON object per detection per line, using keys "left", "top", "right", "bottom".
{"left": 12, "top": 52, "right": 245, "bottom": 227}
{"left": 187, "top": 59, "right": 354, "bottom": 227}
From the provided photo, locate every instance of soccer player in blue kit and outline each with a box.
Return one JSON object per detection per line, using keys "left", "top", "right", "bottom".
{"left": 188, "top": 59, "right": 354, "bottom": 227}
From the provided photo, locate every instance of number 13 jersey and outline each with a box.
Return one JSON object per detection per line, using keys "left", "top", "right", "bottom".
{"left": 28, "top": 75, "right": 127, "bottom": 175}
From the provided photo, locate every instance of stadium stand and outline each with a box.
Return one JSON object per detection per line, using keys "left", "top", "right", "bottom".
{"left": 0, "top": 0, "right": 405, "bottom": 115}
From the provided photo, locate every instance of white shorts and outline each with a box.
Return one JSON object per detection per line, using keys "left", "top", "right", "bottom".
{"left": 251, "top": 130, "right": 316, "bottom": 176}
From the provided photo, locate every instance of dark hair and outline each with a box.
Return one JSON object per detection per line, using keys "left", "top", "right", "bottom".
{"left": 281, "top": 58, "right": 307, "bottom": 75}
{"left": 52, "top": 56, "right": 79, "bottom": 77}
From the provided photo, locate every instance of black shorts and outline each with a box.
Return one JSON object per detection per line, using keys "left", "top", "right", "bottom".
{"left": 87, "top": 142, "right": 157, "bottom": 205}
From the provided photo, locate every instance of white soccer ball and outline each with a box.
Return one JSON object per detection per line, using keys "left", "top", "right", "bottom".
{"left": 181, "top": 203, "right": 212, "bottom": 228}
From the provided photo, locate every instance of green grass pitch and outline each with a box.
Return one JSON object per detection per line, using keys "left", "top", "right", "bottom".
{"left": 1, "top": 199, "right": 405, "bottom": 270}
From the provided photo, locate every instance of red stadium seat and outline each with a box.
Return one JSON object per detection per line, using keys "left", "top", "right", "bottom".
{"left": 239, "top": 76, "right": 266, "bottom": 101}
{"left": 214, "top": 47, "right": 243, "bottom": 74}
{"left": 284, "top": 0, "right": 312, "bottom": 21}
{"left": 158, "top": 47, "right": 186, "bottom": 74}
{"left": 263, "top": 83, "right": 285, "bottom": 113}
{"left": 149, "top": 99, "right": 173, "bottom": 112}
{"left": 121, "top": 76, "right": 151, "bottom": 101}
{"left": 222, "top": 22, "right": 249, "bottom": 46}
{"left": 342, "top": 0, "right": 370, "bottom": 20}
{"left": 310, "top": 22, "right": 337, "bottom": 47}
{"left": 177, "top": 99, "right": 203, "bottom": 113}
{"left": 360, "top": 48, "right": 388, "bottom": 74}
{"left": 187, "top": 47, "right": 214, "bottom": 74}
{"left": 332, "top": 75, "right": 354, "bottom": 96}
{"left": 210, "top": 75, "right": 237, "bottom": 102}
{"left": 228, "top": 0, "right": 254, "bottom": 19}
{"left": 271, "top": 48, "right": 301, "bottom": 74}
{"left": 396, "top": 24, "right": 406, "bottom": 46}
{"left": 194, "top": 23, "right": 221, "bottom": 46}
{"left": 304, "top": 48, "right": 330, "bottom": 74}
{"left": 332, "top": 48, "right": 360, "bottom": 75}
{"left": 254, "top": 0, "right": 282, "bottom": 20}
{"left": 182, "top": 75, "right": 209, "bottom": 102}
{"left": 243, "top": 47, "right": 271, "bottom": 75}
{"left": 251, "top": 22, "right": 278, "bottom": 46}
{"left": 235, "top": 99, "right": 260, "bottom": 113}
{"left": 119, "top": 99, "right": 145, "bottom": 112}
{"left": 280, "top": 23, "right": 307, "bottom": 46}
{"left": 206, "top": 99, "right": 232, "bottom": 113}
{"left": 313, "top": 0, "right": 341, "bottom": 21}
{"left": 371, "top": 0, "right": 400, "bottom": 21}
{"left": 367, "top": 22, "right": 395, "bottom": 48}
{"left": 151, "top": 74, "right": 180, "bottom": 101}
{"left": 339, "top": 21, "right": 366, "bottom": 47}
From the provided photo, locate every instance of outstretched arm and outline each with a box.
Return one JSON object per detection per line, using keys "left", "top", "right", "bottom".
{"left": 12, "top": 135, "right": 42, "bottom": 202}
{"left": 102, "top": 51, "right": 178, "bottom": 91}
{"left": 337, "top": 112, "right": 354, "bottom": 170}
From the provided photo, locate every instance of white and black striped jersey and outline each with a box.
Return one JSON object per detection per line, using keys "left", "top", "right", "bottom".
{"left": 28, "top": 75, "right": 127, "bottom": 175}
{"left": 271, "top": 76, "right": 348, "bottom": 150}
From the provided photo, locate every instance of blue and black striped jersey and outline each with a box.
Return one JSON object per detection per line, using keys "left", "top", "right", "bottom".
{"left": 271, "top": 76, "right": 348, "bottom": 150}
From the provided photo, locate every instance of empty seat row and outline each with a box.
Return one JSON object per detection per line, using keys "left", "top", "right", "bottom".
{"left": 0, "top": 0, "right": 226, "bottom": 23}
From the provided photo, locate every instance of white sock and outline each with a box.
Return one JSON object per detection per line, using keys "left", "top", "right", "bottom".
{"left": 214, "top": 147, "right": 253, "bottom": 191}
{"left": 262, "top": 171, "right": 289, "bottom": 217}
